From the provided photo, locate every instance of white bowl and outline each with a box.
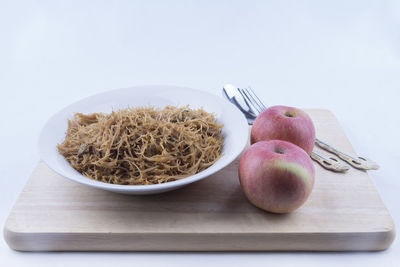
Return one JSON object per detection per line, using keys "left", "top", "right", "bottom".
{"left": 38, "top": 85, "right": 249, "bottom": 195}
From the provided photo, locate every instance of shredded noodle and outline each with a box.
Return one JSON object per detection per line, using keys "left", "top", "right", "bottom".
{"left": 57, "top": 106, "right": 224, "bottom": 185}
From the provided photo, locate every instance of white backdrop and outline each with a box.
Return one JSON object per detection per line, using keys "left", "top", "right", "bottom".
{"left": 0, "top": 1, "right": 399, "bottom": 266}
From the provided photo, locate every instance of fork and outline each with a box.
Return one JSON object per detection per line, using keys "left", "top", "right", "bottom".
{"left": 234, "top": 85, "right": 379, "bottom": 171}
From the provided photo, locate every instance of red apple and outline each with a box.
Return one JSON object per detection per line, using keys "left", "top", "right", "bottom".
{"left": 238, "top": 140, "right": 315, "bottom": 213}
{"left": 251, "top": 105, "right": 316, "bottom": 155}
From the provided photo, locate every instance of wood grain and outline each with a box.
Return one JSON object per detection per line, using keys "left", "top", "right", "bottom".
{"left": 4, "top": 109, "right": 395, "bottom": 251}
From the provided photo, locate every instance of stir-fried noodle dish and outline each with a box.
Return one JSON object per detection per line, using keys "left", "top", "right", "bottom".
{"left": 57, "top": 106, "right": 224, "bottom": 185}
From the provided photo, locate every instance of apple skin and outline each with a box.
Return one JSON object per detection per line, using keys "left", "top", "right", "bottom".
{"left": 238, "top": 140, "right": 315, "bottom": 213}
{"left": 251, "top": 105, "right": 316, "bottom": 155}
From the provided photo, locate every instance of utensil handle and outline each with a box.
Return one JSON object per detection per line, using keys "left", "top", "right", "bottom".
{"left": 311, "top": 151, "right": 350, "bottom": 172}
{"left": 315, "top": 138, "right": 379, "bottom": 170}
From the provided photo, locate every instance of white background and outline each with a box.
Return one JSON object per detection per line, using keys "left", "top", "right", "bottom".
{"left": 1, "top": 0, "right": 399, "bottom": 266}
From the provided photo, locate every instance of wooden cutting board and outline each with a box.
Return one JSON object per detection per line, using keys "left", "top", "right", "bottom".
{"left": 4, "top": 109, "right": 395, "bottom": 251}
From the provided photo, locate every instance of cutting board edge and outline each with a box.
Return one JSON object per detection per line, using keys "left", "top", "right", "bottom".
{"left": 4, "top": 226, "right": 395, "bottom": 252}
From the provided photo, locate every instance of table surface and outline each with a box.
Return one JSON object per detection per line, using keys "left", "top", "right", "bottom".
{"left": 0, "top": 1, "right": 399, "bottom": 266}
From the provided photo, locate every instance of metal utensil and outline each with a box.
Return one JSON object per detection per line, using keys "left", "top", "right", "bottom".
{"left": 222, "top": 84, "right": 349, "bottom": 172}
{"left": 222, "top": 84, "right": 257, "bottom": 124}
{"left": 222, "top": 84, "right": 378, "bottom": 171}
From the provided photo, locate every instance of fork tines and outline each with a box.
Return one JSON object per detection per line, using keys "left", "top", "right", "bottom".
{"left": 238, "top": 87, "right": 267, "bottom": 115}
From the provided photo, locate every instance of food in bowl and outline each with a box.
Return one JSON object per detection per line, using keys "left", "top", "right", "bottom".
{"left": 57, "top": 106, "right": 224, "bottom": 185}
